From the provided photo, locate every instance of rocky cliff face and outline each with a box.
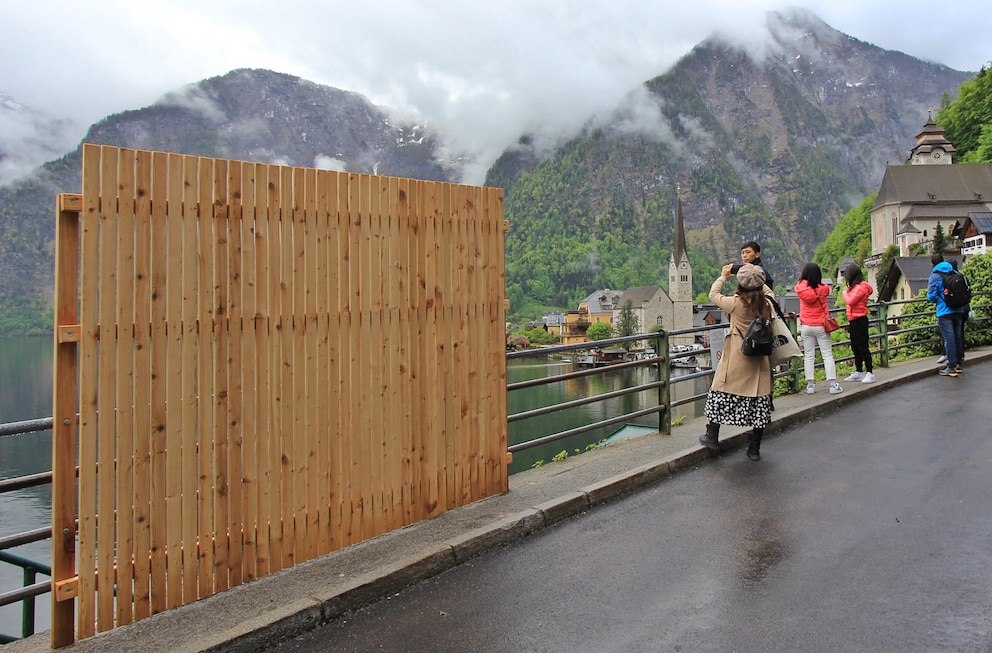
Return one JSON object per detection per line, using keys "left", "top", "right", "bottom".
{"left": 492, "top": 8, "right": 971, "bottom": 308}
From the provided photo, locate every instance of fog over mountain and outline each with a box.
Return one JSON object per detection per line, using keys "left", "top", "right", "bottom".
{"left": 1, "top": 2, "right": 988, "bottom": 188}
{"left": 0, "top": 8, "right": 978, "bottom": 333}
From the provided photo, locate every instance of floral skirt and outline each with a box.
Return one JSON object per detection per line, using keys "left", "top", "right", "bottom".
{"left": 704, "top": 389, "right": 772, "bottom": 428}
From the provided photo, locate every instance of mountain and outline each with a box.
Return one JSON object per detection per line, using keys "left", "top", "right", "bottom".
{"left": 0, "top": 9, "right": 975, "bottom": 334}
{"left": 0, "top": 69, "right": 457, "bottom": 333}
{"left": 493, "top": 8, "right": 972, "bottom": 317}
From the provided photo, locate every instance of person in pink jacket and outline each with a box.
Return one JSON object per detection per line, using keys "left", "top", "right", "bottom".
{"left": 794, "top": 262, "right": 842, "bottom": 395}
{"left": 842, "top": 264, "right": 875, "bottom": 383}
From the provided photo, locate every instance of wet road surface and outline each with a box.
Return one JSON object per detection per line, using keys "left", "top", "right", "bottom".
{"left": 269, "top": 363, "right": 992, "bottom": 653}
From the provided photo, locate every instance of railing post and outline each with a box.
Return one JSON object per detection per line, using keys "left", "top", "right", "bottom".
{"left": 658, "top": 331, "right": 671, "bottom": 435}
{"left": 878, "top": 302, "right": 890, "bottom": 368}
{"left": 786, "top": 314, "right": 802, "bottom": 393}
{"left": 22, "top": 568, "right": 37, "bottom": 638}
{"left": 52, "top": 193, "right": 82, "bottom": 648}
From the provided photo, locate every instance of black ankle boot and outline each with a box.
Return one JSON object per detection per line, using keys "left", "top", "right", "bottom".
{"left": 699, "top": 422, "right": 721, "bottom": 453}
{"left": 747, "top": 427, "right": 764, "bottom": 461}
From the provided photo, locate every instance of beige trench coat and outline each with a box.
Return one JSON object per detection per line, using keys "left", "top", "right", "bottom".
{"left": 708, "top": 276, "right": 775, "bottom": 397}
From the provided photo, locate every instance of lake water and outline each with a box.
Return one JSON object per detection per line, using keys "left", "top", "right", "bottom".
{"left": 0, "top": 337, "right": 709, "bottom": 638}
{"left": 0, "top": 336, "right": 54, "bottom": 638}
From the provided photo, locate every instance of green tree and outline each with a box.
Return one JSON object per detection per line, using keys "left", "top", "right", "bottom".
{"left": 937, "top": 66, "right": 992, "bottom": 162}
{"left": 932, "top": 223, "right": 948, "bottom": 254}
{"left": 814, "top": 193, "right": 875, "bottom": 276}
{"left": 586, "top": 322, "right": 612, "bottom": 341}
{"left": 614, "top": 300, "right": 640, "bottom": 350}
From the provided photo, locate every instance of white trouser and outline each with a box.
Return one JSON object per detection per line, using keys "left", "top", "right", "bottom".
{"left": 800, "top": 324, "right": 837, "bottom": 382}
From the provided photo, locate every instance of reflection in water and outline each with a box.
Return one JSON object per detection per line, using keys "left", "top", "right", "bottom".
{"left": 508, "top": 359, "right": 710, "bottom": 474}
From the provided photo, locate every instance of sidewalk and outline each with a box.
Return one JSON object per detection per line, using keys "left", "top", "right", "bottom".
{"left": 11, "top": 349, "right": 990, "bottom": 653}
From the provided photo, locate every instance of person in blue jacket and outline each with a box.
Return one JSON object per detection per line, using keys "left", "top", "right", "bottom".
{"left": 927, "top": 255, "right": 965, "bottom": 377}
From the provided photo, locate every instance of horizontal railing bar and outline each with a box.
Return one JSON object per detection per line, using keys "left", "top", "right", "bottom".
{"left": 0, "top": 418, "right": 53, "bottom": 438}
{"left": 0, "top": 551, "right": 51, "bottom": 575}
{"left": 0, "top": 581, "right": 50, "bottom": 609}
{"left": 508, "top": 405, "right": 664, "bottom": 453}
{"left": 0, "top": 471, "right": 53, "bottom": 493}
{"left": 509, "top": 380, "right": 667, "bottom": 423}
{"left": 0, "top": 527, "right": 52, "bottom": 551}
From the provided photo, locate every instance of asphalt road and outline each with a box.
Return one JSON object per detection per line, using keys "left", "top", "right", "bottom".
{"left": 269, "top": 363, "right": 992, "bottom": 653}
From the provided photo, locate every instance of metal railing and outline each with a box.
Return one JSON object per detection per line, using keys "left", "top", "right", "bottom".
{"left": 2, "top": 295, "right": 990, "bottom": 641}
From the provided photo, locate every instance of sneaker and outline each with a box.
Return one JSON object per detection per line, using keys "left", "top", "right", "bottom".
{"left": 828, "top": 383, "right": 844, "bottom": 395}
{"left": 936, "top": 355, "right": 947, "bottom": 364}
{"left": 806, "top": 383, "right": 815, "bottom": 395}
{"left": 938, "top": 367, "right": 958, "bottom": 377}
{"left": 955, "top": 365, "right": 963, "bottom": 373}
{"left": 845, "top": 371, "right": 865, "bottom": 382}
{"left": 861, "top": 372, "right": 876, "bottom": 384}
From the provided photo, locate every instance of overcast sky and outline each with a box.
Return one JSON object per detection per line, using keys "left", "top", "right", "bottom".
{"left": 1, "top": 0, "right": 990, "bottom": 184}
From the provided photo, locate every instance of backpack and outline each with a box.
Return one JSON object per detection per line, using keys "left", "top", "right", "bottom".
{"left": 740, "top": 316, "right": 774, "bottom": 356}
{"left": 939, "top": 270, "right": 972, "bottom": 309}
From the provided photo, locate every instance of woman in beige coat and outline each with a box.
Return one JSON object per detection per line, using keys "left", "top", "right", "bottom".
{"left": 698, "top": 263, "right": 775, "bottom": 461}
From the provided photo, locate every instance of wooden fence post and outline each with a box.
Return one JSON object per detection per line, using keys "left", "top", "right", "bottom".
{"left": 51, "top": 193, "right": 82, "bottom": 647}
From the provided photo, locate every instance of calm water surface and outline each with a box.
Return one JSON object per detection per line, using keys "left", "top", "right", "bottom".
{"left": 0, "top": 336, "right": 53, "bottom": 637}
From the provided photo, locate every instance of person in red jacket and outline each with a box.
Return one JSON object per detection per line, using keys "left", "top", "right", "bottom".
{"left": 842, "top": 264, "right": 875, "bottom": 383}
{"left": 795, "top": 262, "right": 842, "bottom": 395}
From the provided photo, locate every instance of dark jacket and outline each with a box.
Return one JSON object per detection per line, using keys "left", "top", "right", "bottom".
{"left": 732, "top": 257, "right": 774, "bottom": 290}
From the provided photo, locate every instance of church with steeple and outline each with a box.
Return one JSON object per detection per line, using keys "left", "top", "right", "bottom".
{"left": 867, "top": 112, "right": 992, "bottom": 309}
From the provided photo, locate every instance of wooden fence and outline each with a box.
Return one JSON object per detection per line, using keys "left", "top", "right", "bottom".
{"left": 50, "top": 144, "right": 508, "bottom": 646}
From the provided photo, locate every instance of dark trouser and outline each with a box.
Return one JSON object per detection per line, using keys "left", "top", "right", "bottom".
{"left": 937, "top": 312, "right": 965, "bottom": 368}
{"left": 848, "top": 315, "right": 872, "bottom": 373}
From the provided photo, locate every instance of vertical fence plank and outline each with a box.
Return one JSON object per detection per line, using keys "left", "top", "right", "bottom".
{"left": 240, "top": 162, "right": 259, "bottom": 583}
{"left": 115, "top": 149, "right": 137, "bottom": 626}
{"left": 396, "top": 177, "right": 419, "bottom": 524}
{"left": 383, "top": 177, "right": 404, "bottom": 529}
{"left": 278, "top": 165, "right": 296, "bottom": 569}
{"left": 51, "top": 191, "right": 81, "bottom": 648}
{"left": 345, "top": 173, "right": 362, "bottom": 544}
{"left": 313, "top": 170, "right": 331, "bottom": 556}
{"left": 76, "top": 145, "right": 101, "bottom": 639}
{"left": 210, "top": 159, "right": 231, "bottom": 594}
{"left": 254, "top": 163, "right": 275, "bottom": 576}
{"left": 95, "top": 146, "right": 119, "bottom": 632}
{"left": 148, "top": 151, "right": 169, "bottom": 614}
{"left": 165, "top": 153, "right": 186, "bottom": 610}
{"left": 131, "top": 149, "right": 153, "bottom": 621}
{"left": 196, "top": 156, "right": 217, "bottom": 599}
{"left": 291, "top": 167, "right": 308, "bottom": 565}
{"left": 180, "top": 155, "right": 201, "bottom": 601}
{"left": 303, "top": 168, "right": 322, "bottom": 560}
{"left": 329, "top": 172, "right": 347, "bottom": 550}
{"left": 229, "top": 161, "right": 246, "bottom": 587}
{"left": 492, "top": 189, "right": 509, "bottom": 492}
{"left": 265, "top": 164, "right": 285, "bottom": 573}
{"left": 368, "top": 177, "right": 386, "bottom": 536}
{"left": 421, "top": 180, "right": 440, "bottom": 517}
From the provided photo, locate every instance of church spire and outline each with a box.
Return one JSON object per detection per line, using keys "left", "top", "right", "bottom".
{"left": 673, "top": 184, "right": 688, "bottom": 264}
